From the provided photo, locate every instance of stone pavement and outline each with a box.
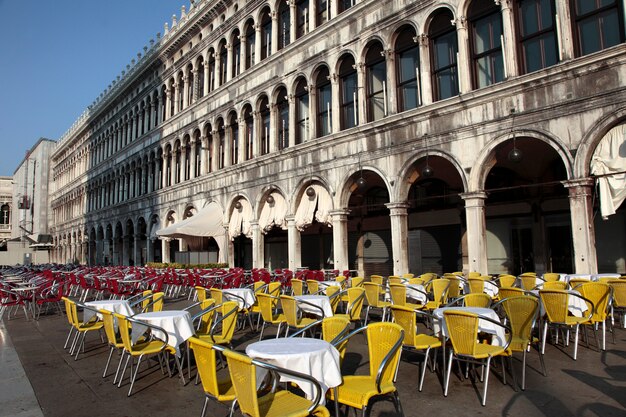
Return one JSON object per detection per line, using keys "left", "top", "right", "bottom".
{"left": 1, "top": 299, "right": 625, "bottom": 417}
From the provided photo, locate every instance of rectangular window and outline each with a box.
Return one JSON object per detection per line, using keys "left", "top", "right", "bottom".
{"left": 519, "top": 0, "right": 558, "bottom": 73}
{"left": 573, "top": 0, "right": 624, "bottom": 56}
{"left": 317, "top": 84, "right": 332, "bottom": 137}
{"left": 432, "top": 31, "right": 459, "bottom": 100}
{"left": 341, "top": 73, "right": 358, "bottom": 129}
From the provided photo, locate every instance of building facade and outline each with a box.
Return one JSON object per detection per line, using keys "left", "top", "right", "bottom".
{"left": 49, "top": 0, "right": 626, "bottom": 276}
{"left": 0, "top": 176, "right": 12, "bottom": 249}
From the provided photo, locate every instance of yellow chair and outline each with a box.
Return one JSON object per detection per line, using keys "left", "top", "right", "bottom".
{"left": 498, "top": 274, "right": 517, "bottom": 288}
{"left": 390, "top": 305, "right": 442, "bottom": 391}
{"left": 203, "top": 301, "right": 239, "bottom": 348}
{"left": 408, "top": 277, "right": 425, "bottom": 286}
{"left": 568, "top": 278, "right": 591, "bottom": 289}
{"left": 223, "top": 349, "right": 330, "bottom": 417}
{"left": 140, "top": 290, "right": 153, "bottom": 311}
{"left": 370, "top": 275, "right": 384, "bottom": 286}
{"left": 363, "top": 282, "right": 391, "bottom": 324}
{"left": 99, "top": 309, "right": 126, "bottom": 382}
{"left": 334, "top": 287, "right": 366, "bottom": 327}
{"left": 542, "top": 281, "right": 568, "bottom": 290}
{"left": 402, "top": 273, "right": 415, "bottom": 279}
{"left": 114, "top": 313, "right": 182, "bottom": 396}
{"left": 443, "top": 310, "right": 511, "bottom": 406}
{"left": 543, "top": 273, "right": 561, "bottom": 282}
{"left": 539, "top": 289, "right": 593, "bottom": 360}
{"left": 520, "top": 275, "right": 539, "bottom": 291}
{"left": 424, "top": 279, "right": 450, "bottom": 311}
{"left": 210, "top": 288, "right": 224, "bottom": 304}
{"left": 499, "top": 287, "right": 525, "bottom": 300}
{"left": 195, "top": 286, "right": 207, "bottom": 302}
{"left": 192, "top": 298, "right": 218, "bottom": 336}
{"left": 451, "top": 293, "right": 492, "bottom": 308}
{"left": 577, "top": 282, "right": 611, "bottom": 351}
{"left": 281, "top": 295, "right": 319, "bottom": 337}
{"left": 63, "top": 297, "right": 104, "bottom": 360}
{"left": 187, "top": 337, "right": 236, "bottom": 417}
{"left": 467, "top": 278, "right": 485, "bottom": 294}
{"left": 291, "top": 279, "right": 305, "bottom": 296}
{"left": 328, "top": 322, "right": 405, "bottom": 416}
{"left": 467, "top": 271, "right": 482, "bottom": 279}
{"left": 388, "top": 276, "right": 402, "bottom": 285}
{"left": 388, "top": 283, "right": 425, "bottom": 311}
{"left": 350, "top": 277, "right": 365, "bottom": 288}
{"left": 609, "top": 280, "right": 626, "bottom": 328}
{"left": 142, "top": 291, "right": 165, "bottom": 313}
{"left": 257, "top": 293, "right": 286, "bottom": 340}
{"left": 306, "top": 279, "right": 321, "bottom": 295}
{"left": 324, "top": 285, "right": 341, "bottom": 313}
{"left": 290, "top": 316, "right": 352, "bottom": 363}
{"left": 267, "top": 282, "right": 282, "bottom": 296}
{"left": 446, "top": 276, "right": 463, "bottom": 300}
{"left": 497, "top": 296, "right": 546, "bottom": 390}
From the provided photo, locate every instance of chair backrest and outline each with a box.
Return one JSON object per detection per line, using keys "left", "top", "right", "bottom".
{"left": 257, "top": 293, "right": 279, "bottom": 322}
{"left": 520, "top": 272, "right": 537, "bottom": 277}
{"left": 223, "top": 349, "right": 261, "bottom": 417}
{"left": 499, "top": 287, "right": 525, "bottom": 299}
{"left": 253, "top": 281, "right": 266, "bottom": 292}
{"left": 196, "top": 298, "right": 217, "bottom": 334}
{"left": 578, "top": 282, "right": 611, "bottom": 321}
{"left": 389, "top": 305, "right": 417, "bottom": 346}
{"left": 520, "top": 276, "right": 537, "bottom": 291}
{"left": 100, "top": 309, "right": 119, "bottom": 346}
{"left": 388, "top": 283, "right": 407, "bottom": 306}
{"left": 467, "top": 278, "right": 485, "bottom": 294}
{"left": 463, "top": 293, "right": 492, "bottom": 308}
{"left": 346, "top": 287, "right": 366, "bottom": 321}
{"left": 325, "top": 286, "right": 341, "bottom": 312}
{"left": 195, "top": 286, "right": 207, "bottom": 302}
{"left": 62, "top": 297, "right": 77, "bottom": 327}
{"left": 215, "top": 301, "right": 239, "bottom": 343}
{"left": 500, "top": 296, "right": 538, "bottom": 348}
{"left": 498, "top": 274, "right": 517, "bottom": 288}
{"left": 543, "top": 273, "right": 560, "bottom": 282}
{"left": 408, "top": 277, "right": 425, "bottom": 286}
{"left": 370, "top": 275, "right": 384, "bottom": 286}
{"left": 467, "top": 272, "right": 481, "bottom": 279}
{"left": 210, "top": 288, "right": 224, "bottom": 304}
{"left": 350, "top": 277, "right": 365, "bottom": 288}
{"left": 267, "top": 282, "right": 282, "bottom": 296}
{"left": 402, "top": 273, "right": 414, "bottom": 279}
{"left": 543, "top": 281, "right": 568, "bottom": 290}
{"left": 388, "top": 276, "right": 402, "bottom": 285}
{"left": 569, "top": 278, "right": 591, "bottom": 289}
{"left": 443, "top": 310, "right": 481, "bottom": 356}
{"left": 306, "top": 280, "right": 320, "bottom": 294}
{"left": 609, "top": 280, "right": 626, "bottom": 307}
{"left": 431, "top": 278, "right": 450, "bottom": 305}
{"left": 291, "top": 279, "right": 304, "bottom": 296}
{"left": 322, "top": 316, "right": 350, "bottom": 360}
{"left": 363, "top": 282, "right": 383, "bottom": 307}
{"left": 280, "top": 295, "right": 300, "bottom": 326}
{"left": 114, "top": 313, "right": 134, "bottom": 352}
{"left": 366, "top": 322, "right": 404, "bottom": 386}
{"left": 151, "top": 292, "right": 164, "bottom": 312}
{"left": 188, "top": 337, "right": 227, "bottom": 399}
{"left": 446, "top": 276, "right": 462, "bottom": 299}
{"left": 538, "top": 290, "right": 571, "bottom": 323}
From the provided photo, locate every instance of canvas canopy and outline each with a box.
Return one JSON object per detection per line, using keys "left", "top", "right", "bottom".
{"left": 590, "top": 123, "right": 626, "bottom": 219}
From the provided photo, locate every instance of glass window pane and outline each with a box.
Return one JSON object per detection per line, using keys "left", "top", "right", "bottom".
{"left": 579, "top": 18, "right": 602, "bottom": 54}
{"left": 401, "top": 83, "right": 418, "bottom": 110}
{"left": 601, "top": 11, "right": 621, "bottom": 48}
{"left": 521, "top": 0, "right": 539, "bottom": 36}
{"left": 539, "top": 0, "right": 553, "bottom": 30}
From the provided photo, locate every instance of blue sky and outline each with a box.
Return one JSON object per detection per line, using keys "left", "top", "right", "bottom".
{"left": 0, "top": 0, "right": 183, "bottom": 176}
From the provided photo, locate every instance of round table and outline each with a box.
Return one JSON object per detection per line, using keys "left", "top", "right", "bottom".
{"left": 132, "top": 310, "right": 194, "bottom": 356}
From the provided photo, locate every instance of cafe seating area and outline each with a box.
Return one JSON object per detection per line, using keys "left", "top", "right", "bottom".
{"left": 1, "top": 264, "right": 626, "bottom": 417}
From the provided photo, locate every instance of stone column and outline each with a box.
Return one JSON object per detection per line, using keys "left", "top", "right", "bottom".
{"left": 454, "top": 17, "right": 472, "bottom": 94}
{"left": 147, "top": 237, "right": 154, "bottom": 263}
{"left": 174, "top": 82, "right": 181, "bottom": 114}
{"left": 414, "top": 34, "right": 431, "bottom": 106}
{"left": 355, "top": 62, "right": 365, "bottom": 125}
{"left": 200, "top": 136, "right": 208, "bottom": 175}
{"left": 499, "top": 0, "right": 518, "bottom": 78}
{"left": 224, "top": 124, "right": 233, "bottom": 167}
{"left": 461, "top": 191, "right": 488, "bottom": 275}
{"left": 253, "top": 111, "right": 261, "bottom": 157}
{"left": 386, "top": 202, "right": 410, "bottom": 276}
{"left": 238, "top": 118, "right": 246, "bottom": 163}
{"left": 255, "top": 24, "right": 262, "bottom": 64}
{"left": 203, "top": 57, "right": 210, "bottom": 95}
{"left": 289, "top": 2, "right": 297, "bottom": 44}
{"left": 269, "top": 104, "right": 278, "bottom": 153}
{"left": 162, "top": 150, "right": 169, "bottom": 187}
{"left": 240, "top": 35, "right": 248, "bottom": 71}
{"left": 182, "top": 75, "right": 189, "bottom": 109}
{"left": 215, "top": 50, "right": 222, "bottom": 87}
{"left": 190, "top": 139, "right": 197, "bottom": 179}
{"left": 288, "top": 94, "right": 296, "bottom": 147}
{"left": 211, "top": 130, "right": 219, "bottom": 172}
{"left": 226, "top": 43, "right": 233, "bottom": 82}
{"left": 383, "top": 49, "right": 397, "bottom": 115}
{"left": 250, "top": 221, "right": 264, "bottom": 269}
{"left": 310, "top": 0, "right": 317, "bottom": 31}
{"left": 330, "top": 73, "right": 340, "bottom": 133}
{"left": 165, "top": 88, "right": 172, "bottom": 119}
{"left": 330, "top": 209, "right": 350, "bottom": 273}
{"left": 271, "top": 11, "right": 278, "bottom": 55}
{"left": 308, "top": 83, "right": 316, "bottom": 140}
{"left": 192, "top": 68, "right": 200, "bottom": 102}
{"left": 286, "top": 216, "right": 302, "bottom": 271}
{"left": 133, "top": 236, "right": 140, "bottom": 267}
{"left": 563, "top": 179, "right": 598, "bottom": 274}
{"left": 162, "top": 238, "right": 171, "bottom": 264}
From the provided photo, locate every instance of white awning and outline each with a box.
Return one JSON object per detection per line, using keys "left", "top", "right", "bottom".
{"left": 591, "top": 123, "right": 626, "bottom": 219}
{"left": 295, "top": 184, "right": 333, "bottom": 230}
{"left": 228, "top": 199, "right": 253, "bottom": 240}
{"left": 258, "top": 192, "right": 287, "bottom": 233}
{"left": 156, "top": 202, "right": 227, "bottom": 261}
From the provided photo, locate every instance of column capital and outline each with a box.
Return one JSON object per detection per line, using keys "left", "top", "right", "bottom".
{"left": 385, "top": 202, "right": 410, "bottom": 215}
{"left": 414, "top": 33, "right": 428, "bottom": 46}
{"left": 562, "top": 178, "right": 595, "bottom": 197}
{"left": 460, "top": 191, "right": 488, "bottom": 203}
{"left": 329, "top": 209, "right": 351, "bottom": 219}
{"left": 452, "top": 16, "right": 467, "bottom": 29}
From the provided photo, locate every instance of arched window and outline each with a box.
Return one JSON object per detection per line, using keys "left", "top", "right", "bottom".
{"left": 295, "top": 78, "right": 309, "bottom": 144}
{"left": 365, "top": 42, "right": 387, "bottom": 122}
{"left": 243, "top": 105, "right": 254, "bottom": 160}
{"left": 261, "top": 8, "right": 272, "bottom": 60}
{"left": 571, "top": 0, "right": 625, "bottom": 57}
{"left": 315, "top": 66, "right": 332, "bottom": 137}
{"left": 259, "top": 96, "right": 270, "bottom": 155}
{"left": 316, "top": 0, "right": 329, "bottom": 26}
{"left": 276, "top": 87, "right": 289, "bottom": 149}
{"left": 245, "top": 20, "right": 256, "bottom": 68}
{"left": 216, "top": 119, "right": 226, "bottom": 169}
{"left": 517, "top": 0, "right": 558, "bottom": 74}
{"left": 228, "top": 112, "right": 239, "bottom": 165}
{"left": 430, "top": 9, "right": 459, "bottom": 101}
{"left": 1, "top": 204, "right": 10, "bottom": 225}
{"left": 338, "top": 55, "right": 357, "bottom": 130}
{"left": 219, "top": 41, "right": 228, "bottom": 85}
{"left": 469, "top": 0, "right": 504, "bottom": 88}
{"left": 278, "top": 2, "right": 291, "bottom": 50}
{"left": 296, "top": 0, "right": 309, "bottom": 39}
{"left": 395, "top": 26, "right": 420, "bottom": 111}
{"left": 208, "top": 49, "right": 216, "bottom": 92}
{"left": 232, "top": 29, "right": 241, "bottom": 78}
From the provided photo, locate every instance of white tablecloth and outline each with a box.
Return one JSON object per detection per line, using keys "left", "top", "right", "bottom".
{"left": 406, "top": 284, "right": 427, "bottom": 304}
{"left": 84, "top": 299, "right": 133, "bottom": 322}
{"left": 483, "top": 280, "right": 500, "bottom": 297}
{"left": 246, "top": 337, "right": 341, "bottom": 404}
{"left": 294, "top": 295, "right": 334, "bottom": 317}
{"left": 592, "top": 273, "right": 620, "bottom": 281}
{"left": 223, "top": 288, "right": 256, "bottom": 309}
{"left": 132, "top": 310, "right": 194, "bottom": 356}
{"left": 433, "top": 307, "right": 506, "bottom": 346}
